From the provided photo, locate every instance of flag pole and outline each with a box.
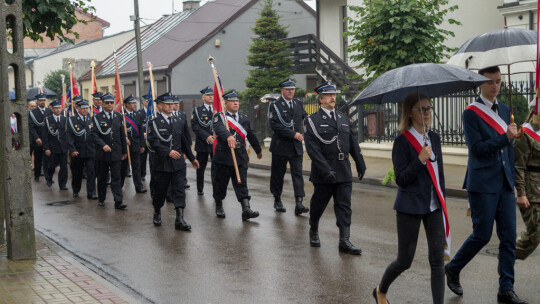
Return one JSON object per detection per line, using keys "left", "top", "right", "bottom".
{"left": 207, "top": 55, "right": 242, "bottom": 184}
{"left": 114, "top": 50, "right": 131, "bottom": 165}
{"left": 90, "top": 61, "right": 96, "bottom": 117}
{"left": 61, "top": 74, "right": 66, "bottom": 115}
{"left": 147, "top": 61, "right": 157, "bottom": 119}
{"left": 69, "top": 58, "right": 75, "bottom": 116}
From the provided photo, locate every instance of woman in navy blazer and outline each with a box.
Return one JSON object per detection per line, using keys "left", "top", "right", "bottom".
{"left": 374, "top": 93, "right": 446, "bottom": 304}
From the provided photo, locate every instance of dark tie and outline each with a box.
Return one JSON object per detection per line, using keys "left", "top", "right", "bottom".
{"left": 288, "top": 102, "right": 293, "bottom": 110}
{"left": 330, "top": 111, "right": 336, "bottom": 122}
{"left": 168, "top": 116, "right": 172, "bottom": 124}
{"left": 491, "top": 103, "right": 498, "bottom": 113}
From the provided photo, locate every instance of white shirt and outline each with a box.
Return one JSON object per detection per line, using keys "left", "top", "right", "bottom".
{"left": 409, "top": 126, "right": 438, "bottom": 212}
{"left": 320, "top": 107, "right": 336, "bottom": 120}
{"left": 480, "top": 94, "right": 498, "bottom": 113}
{"left": 227, "top": 111, "right": 238, "bottom": 121}
{"left": 53, "top": 114, "right": 62, "bottom": 123}
{"left": 104, "top": 111, "right": 113, "bottom": 120}
{"left": 205, "top": 104, "right": 212, "bottom": 112}
{"left": 38, "top": 106, "right": 47, "bottom": 114}
{"left": 282, "top": 96, "right": 293, "bottom": 109}
{"left": 161, "top": 112, "right": 172, "bottom": 123}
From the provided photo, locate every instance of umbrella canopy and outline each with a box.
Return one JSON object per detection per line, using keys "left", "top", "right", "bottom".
{"left": 446, "top": 28, "right": 536, "bottom": 73}
{"left": 26, "top": 87, "right": 57, "bottom": 101}
{"left": 348, "top": 63, "right": 490, "bottom": 106}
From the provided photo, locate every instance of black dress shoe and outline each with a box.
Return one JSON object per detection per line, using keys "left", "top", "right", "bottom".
{"left": 445, "top": 264, "right": 463, "bottom": 296}
{"left": 215, "top": 200, "right": 226, "bottom": 218}
{"left": 73, "top": 193, "right": 79, "bottom": 198}
{"left": 47, "top": 180, "right": 52, "bottom": 187}
{"left": 136, "top": 188, "right": 148, "bottom": 194}
{"left": 34, "top": 177, "right": 39, "bottom": 182}
{"left": 338, "top": 227, "right": 362, "bottom": 255}
{"left": 197, "top": 191, "right": 204, "bottom": 195}
{"left": 294, "top": 197, "right": 309, "bottom": 215}
{"left": 115, "top": 201, "right": 127, "bottom": 210}
{"left": 372, "top": 287, "right": 390, "bottom": 304}
{"left": 497, "top": 290, "right": 528, "bottom": 304}
{"left": 141, "top": 177, "right": 146, "bottom": 181}
{"left": 175, "top": 208, "right": 191, "bottom": 231}
{"left": 98, "top": 201, "right": 105, "bottom": 206}
{"left": 274, "top": 197, "right": 286, "bottom": 212}
{"left": 184, "top": 184, "right": 191, "bottom": 189}
{"left": 309, "top": 229, "right": 320, "bottom": 247}
{"left": 153, "top": 212, "right": 162, "bottom": 226}
{"left": 60, "top": 186, "right": 68, "bottom": 190}
{"left": 87, "top": 194, "right": 98, "bottom": 200}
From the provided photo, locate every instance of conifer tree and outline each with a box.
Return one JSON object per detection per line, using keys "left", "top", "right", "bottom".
{"left": 245, "top": 0, "right": 293, "bottom": 98}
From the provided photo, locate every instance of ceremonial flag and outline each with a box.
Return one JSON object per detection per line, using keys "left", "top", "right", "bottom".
{"left": 534, "top": 1, "right": 540, "bottom": 115}
{"left": 213, "top": 74, "right": 224, "bottom": 113}
{"left": 114, "top": 63, "right": 123, "bottom": 112}
{"left": 92, "top": 72, "right": 98, "bottom": 94}
{"left": 146, "top": 82, "right": 155, "bottom": 118}
{"left": 10, "top": 114, "right": 17, "bottom": 134}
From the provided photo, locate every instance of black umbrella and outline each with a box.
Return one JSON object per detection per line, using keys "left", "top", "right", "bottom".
{"left": 26, "top": 87, "right": 57, "bottom": 101}
{"left": 348, "top": 63, "right": 490, "bottom": 106}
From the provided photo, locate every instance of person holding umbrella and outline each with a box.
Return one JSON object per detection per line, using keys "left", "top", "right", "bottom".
{"left": 374, "top": 93, "right": 446, "bottom": 304}
{"left": 444, "top": 66, "right": 527, "bottom": 304}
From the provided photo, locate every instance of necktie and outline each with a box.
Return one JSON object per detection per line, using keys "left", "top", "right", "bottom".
{"left": 289, "top": 101, "right": 293, "bottom": 110}
{"left": 56, "top": 117, "right": 59, "bottom": 123}
{"left": 168, "top": 116, "right": 172, "bottom": 124}
{"left": 210, "top": 106, "right": 212, "bottom": 112}
{"left": 330, "top": 111, "right": 336, "bottom": 122}
{"left": 491, "top": 103, "right": 498, "bottom": 113}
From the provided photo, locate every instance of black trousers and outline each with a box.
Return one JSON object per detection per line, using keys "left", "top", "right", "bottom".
{"left": 212, "top": 162, "right": 249, "bottom": 202}
{"left": 379, "top": 209, "right": 445, "bottom": 304}
{"left": 33, "top": 144, "right": 46, "bottom": 179}
{"left": 70, "top": 156, "right": 96, "bottom": 195}
{"left": 153, "top": 168, "right": 186, "bottom": 210}
{"left": 140, "top": 149, "right": 148, "bottom": 178}
{"left": 47, "top": 153, "right": 68, "bottom": 188}
{"left": 270, "top": 153, "right": 305, "bottom": 198}
{"left": 196, "top": 151, "right": 213, "bottom": 192}
{"left": 121, "top": 149, "right": 143, "bottom": 191}
{"left": 97, "top": 160, "right": 122, "bottom": 202}
{"left": 149, "top": 151, "right": 156, "bottom": 197}
{"left": 309, "top": 182, "right": 352, "bottom": 228}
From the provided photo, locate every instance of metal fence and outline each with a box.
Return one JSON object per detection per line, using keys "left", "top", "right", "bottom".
{"left": 245, "top": 80, "right": 535, "bottom": 146}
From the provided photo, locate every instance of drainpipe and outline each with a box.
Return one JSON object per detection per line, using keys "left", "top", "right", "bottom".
{"left": 26, "top": 59, "right": 34, "bottom": 88}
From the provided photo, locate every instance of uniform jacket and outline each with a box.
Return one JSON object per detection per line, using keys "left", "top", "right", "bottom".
{"left": 462, "top": 97, "right": 515, "bottom": 192}
{"left": 269, "top": 96, "right": 308, "bottom": 157}
{"left": 212, "top": 112, "right": 262, "bottom": 166}
{"left": 514, "top": 123, "right": 540, "bottom": 202}
{"left": 42, "top": 115, "right": 68, "bottom": 154}
{"left": 393, "top": 131, "right": 445, "bottom": 215}
{"left": 137, "top": 108, "right": 148, "bottom": 133}
{"left": 28, "top": 107, "right": 53, "bottom": 143}
{"left": 91, "top": 111, "right": 127, "bottom": 162}
{"left": 191, "top": 104, "right": 213, "bottom": 153}
{"left": 66, "top": 114, "right": 95, "bottom": 158}
{"left": 147, "top": 114, "right": 195, "bottom": 172}
{"left": 304, "top": 108, "right": 366, "bottom": 184}
{"left": 123, "top": 109, "right": 145, "bottom": 151}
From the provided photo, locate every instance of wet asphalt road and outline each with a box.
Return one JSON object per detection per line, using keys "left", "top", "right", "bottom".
{"left": 32, "top": 167, "right": 540, "bottom": 304}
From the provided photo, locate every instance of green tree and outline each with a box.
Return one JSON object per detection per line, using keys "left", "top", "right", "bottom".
{"left": 346, "top": 0, "right": 460, "bottom": 83}
{"left": 244, "top": 0, "right": 293, "bottom": 98}
{"left": 8, "top": 0, "right": 95, "bottom": 44}
{"left": 43, "top": 69, "right": 70, "bottom": 98}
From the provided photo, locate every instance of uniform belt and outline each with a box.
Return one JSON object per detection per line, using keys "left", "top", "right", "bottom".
{"left": 234, "top": 142, "right": 245, "bottom": 149}
{"left": 324, "top": 153, "right": 348, "bottom": 160}
{"left": 527, "top": 165, "right": 540, "bottom": 173}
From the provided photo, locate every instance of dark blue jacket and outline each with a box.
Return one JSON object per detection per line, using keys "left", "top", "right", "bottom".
{"left": 462, "top": 97, "right": 515, "bottom": 192}
{"left": 393, "top": 131, "right": 445, "bottom": 215}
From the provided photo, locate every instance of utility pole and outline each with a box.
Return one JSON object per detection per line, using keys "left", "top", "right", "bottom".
{"left": 133, "top": 0, "right": 145, "bottom": 106}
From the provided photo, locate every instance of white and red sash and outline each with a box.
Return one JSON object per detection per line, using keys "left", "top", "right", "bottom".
{"left": 522, "top": 123, "right": 540, "bottom": 142}
{"left": 403, "top": 130, "right": 451, "bottom": 259}
{"left": 466, "top": 101, "right": 507, "bottom": 135}
{"left": 221, "top": 113, "right": 247, "bottom": 142}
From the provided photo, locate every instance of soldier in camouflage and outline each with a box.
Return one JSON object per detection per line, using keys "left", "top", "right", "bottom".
{"left": 514, "top": 105, "right": 540, "bottom": 260}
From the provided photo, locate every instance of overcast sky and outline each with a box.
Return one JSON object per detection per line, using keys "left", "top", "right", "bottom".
{"left": 89, "top": 0, "right": 316, "bottom": 36}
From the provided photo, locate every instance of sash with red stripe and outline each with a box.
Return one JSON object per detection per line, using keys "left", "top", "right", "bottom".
{"left": 93, "top": 107, "right": 100, "bottom": 114}
{"left": 124, "top": 114, "right": 139, "bottom": 136}
{"left": 403, "top": 130, "right": 451, "bottom": 258}
{"left": 466, "top": 102, "right": 507, "bottom": 135}
{"left": 522, "top": 123, "right": 540, "bottom": 142}
{"left": 221, "top": 113, "right": 247, "bottom": 142}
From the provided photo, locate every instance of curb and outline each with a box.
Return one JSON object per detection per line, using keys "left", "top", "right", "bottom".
{"left": 248, "top": 162, "right": 468, "bottom": 199}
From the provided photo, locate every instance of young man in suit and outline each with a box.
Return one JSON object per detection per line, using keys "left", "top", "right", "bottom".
{"left": 28, "top": 94, "right": 53, "bottom": 182}
{"left": 42, "top": 100, "right": 68, "bottom": 190}
{"left": 268, "top": 79, "right": 309, "bottom": 215}
{"left": 445, "top": 66, "right": 527, "bottom": 304}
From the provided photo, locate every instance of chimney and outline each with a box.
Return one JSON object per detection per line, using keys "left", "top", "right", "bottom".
{"left": 183, "top": 0, "right": 200, "bottom": 11}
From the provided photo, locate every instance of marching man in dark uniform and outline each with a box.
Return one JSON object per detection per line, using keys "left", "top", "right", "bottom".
{"left": 269, "top": 79, "right": 309, "bottom": 215}
{"left": 28, "top": 93, "right": 53, "bottom": 182}
{"left": 138, "top": 95, "right": 150, "bottom": 181}
{"left": 147, "top": 93, "right": 199, "bottom": 231}
{"left": 66, "top": 99, "right": 97, "bottom": 199}
{"left": 92, "top": 93, "right": 128, "bottom": 209}
{"left": 304, "top": 81, "right": 366, "bottom": 255}
{"left": 120, "top": 95, "right": 147, "bottom": 193}
{"left": 42, "top": 100, "right": 68, "bottom": 190}
{"left": 92, "top": 92, "right": 104, "bottom": 114}
{"left": 212, "top": 90, "right": 263, "bottom": 221}
{"left": 172, "top": 96, "right": 192, "bottom": 190}
{"left": 191, "top": 86, "right": 215, "bottom": 195}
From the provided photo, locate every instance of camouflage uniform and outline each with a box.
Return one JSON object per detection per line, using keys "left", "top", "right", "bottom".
{"left": 514, "top": 122, "right": 540, "bottom": 260}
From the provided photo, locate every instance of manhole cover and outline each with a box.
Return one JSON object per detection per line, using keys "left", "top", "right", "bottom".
{"left": 485, "top": 248, "right": 499, "bottom": 256}
{"left": 46, "top": 200, "right": 75, "bottom": 206}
